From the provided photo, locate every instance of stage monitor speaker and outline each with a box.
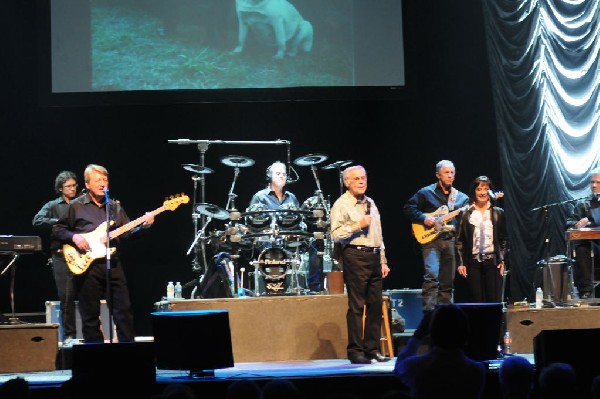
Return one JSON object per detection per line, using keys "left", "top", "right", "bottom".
{"left": 151, "top": 310, "right": 234, "bottom": 373}
{"left": 71, "top": 342, "right": 156, "bottom": 398}
{"left": 534, "top": 328, "right": 600, "bottom": 394}
{"left": 0, "top": 324, "right": 58, "bottom": 373}
{"left": 455, "top": 302, "right": 503, "bottom": 361}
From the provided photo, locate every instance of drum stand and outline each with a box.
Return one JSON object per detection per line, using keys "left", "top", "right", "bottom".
{"left": 286, "top": 247, "right": 307, "bottom": 295}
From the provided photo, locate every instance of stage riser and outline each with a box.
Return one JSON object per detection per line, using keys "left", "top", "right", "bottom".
{"left": 0, "top": 324, "right": 58, "bottom": 373}
{"left": 155, "top": 295, "right": 348, "bottom": 362}
{"left": 506, "top": 307, "right": 600, "bottom": 353}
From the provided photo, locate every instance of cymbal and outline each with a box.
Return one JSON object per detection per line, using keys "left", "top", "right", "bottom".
{"left": 194, "top": 203, "right": 229, "bottom": 220}
{"left": 220, "top": 155, "right": 255, "bottom": 168}
{"left": 293, "top": 153, "right": 328, "bottom": 166}
{"left": 182, "top": 164, "right": 214, "bottom": 174}
{"left": 322, "top": 160, "right": 353, "bottom": 170}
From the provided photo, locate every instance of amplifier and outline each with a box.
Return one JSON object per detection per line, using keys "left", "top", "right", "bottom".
{"left": 0, "top": 235, "right": 42, "bottom": 253}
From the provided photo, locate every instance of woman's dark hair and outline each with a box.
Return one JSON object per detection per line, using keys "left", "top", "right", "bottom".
{"left": 468, "top": 175, "right": 495, "bottom": 203}
{"left": 54, "top": 170, "right": 77, "bottom": 193}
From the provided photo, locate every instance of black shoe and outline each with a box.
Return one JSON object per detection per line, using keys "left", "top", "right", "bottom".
{"left": 368, "top": 352, "right": 391, "bottom": 362}
{"left": 349, "top": 354, "right": 372, "bottom": 364}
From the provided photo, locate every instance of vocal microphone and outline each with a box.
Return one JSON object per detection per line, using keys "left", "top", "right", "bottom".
{"left": 488, "top": 190, "right": 496, "bottom": 200}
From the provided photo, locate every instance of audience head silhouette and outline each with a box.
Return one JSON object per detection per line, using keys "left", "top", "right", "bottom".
{"left": 159, "top": 383, "right": 198, "bottom": 399}
{"left": 226, "top": 380, "right": 262, "bottom": 399}
{"left": 538, "top": 362, "right": 577, "bottom": 399}
{"left": 0, "top": 376, "right": 30, "bottom": 399}
{"left": 430, "top": 304, "right": 469, "bottom": 349}
{"left": 498, "top": 355, "right": 534, "bottom": 399}
{"left": 260, "top": 378, "right": 302, "bottom": 399}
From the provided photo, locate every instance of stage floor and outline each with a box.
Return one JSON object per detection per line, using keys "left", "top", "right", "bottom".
{"left": 0, "top": 354, "right": 517, "bottom": 399}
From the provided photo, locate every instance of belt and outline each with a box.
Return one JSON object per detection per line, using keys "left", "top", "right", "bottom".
{"left": 473, "top": 253, "right": 495, "bottom": 262}
{"left": 346, "top": 244, "right": 381, "bottom": 254}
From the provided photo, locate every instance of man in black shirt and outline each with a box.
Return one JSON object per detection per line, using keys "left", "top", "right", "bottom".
{"left": 53, "top": 164, "right": 154, "bottom": 343}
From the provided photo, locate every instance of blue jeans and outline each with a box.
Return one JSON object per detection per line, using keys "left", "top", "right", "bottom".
{"left": 421, "top": 238, "right": 457, "bottom": 311}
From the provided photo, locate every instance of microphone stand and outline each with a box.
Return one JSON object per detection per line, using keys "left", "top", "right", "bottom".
{"left": 0, "top": 252, "right": 22, "bottom": 324}
{"left": 103, "top": 188, "right": 114, "bottom": 343}
{"left": 531, "top": 196, "right": 589, "bottom": 303}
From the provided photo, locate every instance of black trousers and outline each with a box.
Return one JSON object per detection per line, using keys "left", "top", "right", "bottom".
{"left": 51, "top": 252, "right": 77, "bottom": 340}
{"left": 74, "top": 259, "right": 134, "bottom": 343}
{"left": 342, "top": 246, "right": 382, "bottom": 358}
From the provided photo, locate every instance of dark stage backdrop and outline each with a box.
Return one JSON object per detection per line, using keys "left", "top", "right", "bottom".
{"left": 1, "top": 0, "right": 500, "bottom": 336}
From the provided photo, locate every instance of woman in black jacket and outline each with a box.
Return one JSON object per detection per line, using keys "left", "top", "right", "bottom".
{"left": 456, "top": 176, "right": 508, "bottom": 303}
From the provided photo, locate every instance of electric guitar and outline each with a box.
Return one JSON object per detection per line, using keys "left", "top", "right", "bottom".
{"left": 411, "top": 192, "right": 504, "bottom": 244}
{"left": 63, "top": 194, "right": 189, "bottom": 274}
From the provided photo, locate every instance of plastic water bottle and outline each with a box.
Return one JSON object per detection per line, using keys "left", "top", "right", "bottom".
{"left": 323, "top": 254, "right": 333, "bottom": 273}
{"left": 174, "top": 282, "right": 182, "bottom": 298}
{"left": 166, "top": 281, "right": 175, "bottom": 299}
{"left": 536, "top": 287, "right": 543, "bottom": 309}
{"left": 503, "top": 331, "right": 512, "bottom": 355}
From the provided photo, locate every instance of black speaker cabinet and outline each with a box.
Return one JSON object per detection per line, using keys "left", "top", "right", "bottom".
{"left": 151, "top": 310, "right": 234, "bottom": 373}
{"left": 455, "top": 303, "right": 503, "bottom": 361}
{"left": 534, "top": 328, "right": 600, "bottom": 394}
{"left": 71, "top": 342, "right": 156, "bottom": 397}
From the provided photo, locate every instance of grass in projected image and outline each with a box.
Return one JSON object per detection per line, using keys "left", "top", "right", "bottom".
{"left": 91, "top": 1, "right": 353, "bottom": 91}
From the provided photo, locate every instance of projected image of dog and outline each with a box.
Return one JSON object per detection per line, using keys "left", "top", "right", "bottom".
{"left": 232, "top": 0, "right": 313, "bottom": 59}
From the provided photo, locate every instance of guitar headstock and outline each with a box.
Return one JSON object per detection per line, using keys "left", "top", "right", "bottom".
{"left": 164, "top": 193, "right": 190, "bottom": 211}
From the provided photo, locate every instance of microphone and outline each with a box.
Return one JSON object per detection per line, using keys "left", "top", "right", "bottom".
{"left": 488, "top": 190, "right": 496, "bottom": 200}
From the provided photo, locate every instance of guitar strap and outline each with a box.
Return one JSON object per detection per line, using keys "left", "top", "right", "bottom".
{"left": 448, "top": 187, "right": 458, "bottom": 211}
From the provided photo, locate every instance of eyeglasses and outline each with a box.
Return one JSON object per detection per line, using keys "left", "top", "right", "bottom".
{"left": 63, "top": 184, "right": 78, "bottom": 189}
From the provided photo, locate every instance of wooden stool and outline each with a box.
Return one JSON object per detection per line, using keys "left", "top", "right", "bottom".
{"left": 362, "top": 295, "right": 394, "bottom": 357}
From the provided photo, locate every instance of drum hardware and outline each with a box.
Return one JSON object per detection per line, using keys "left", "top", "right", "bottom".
{"left": 221, "top": 155, "right": 255, "bottom": 211}
{"left": 321, "top": 159, "right": 353, "bottom": 197}
{"left": 293, "top": 153, "right": 328, "bottom": 166}
{"left": 181, "top": 164, "right": 214, "bottom": 174}
{"left": 170, "top": 139, "right": 289, "bottom": 282}
{"left": 186, "top": 216, "right": 214, "bottom": 256}
{"left": 321, "top": 160, "right": 353, "bottom": 170}
{"left": 286, "top": 249, "right": 309, "bottom": 295}
{"left": 220, "top": 155, "right": 255, "bottom": 168}
{"left": 194, "top": 203, "right": 230, "bottom": 220}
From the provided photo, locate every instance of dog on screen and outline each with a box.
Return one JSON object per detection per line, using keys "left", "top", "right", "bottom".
{"left": 232, "top": 0, "right": 313, "bottom": 59}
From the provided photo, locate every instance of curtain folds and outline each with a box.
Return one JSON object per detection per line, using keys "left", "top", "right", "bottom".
{"left": 483, "top": 0, "right": 600, "bottom": 301}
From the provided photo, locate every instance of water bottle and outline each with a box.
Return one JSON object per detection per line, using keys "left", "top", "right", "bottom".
{"left": 535, "top": 287, "right": 543, "bottom": 309}
{"left": 503, "top": 331, "right": 512, "bottom": 355}
{"left": 174, "top": 281, "right": 182, "bottom": 299}
{"left": 166, "top": 281, "right": 175, "bottom": 299}
{"left": 323, "top": 254, "right": 333, "bottom": 273}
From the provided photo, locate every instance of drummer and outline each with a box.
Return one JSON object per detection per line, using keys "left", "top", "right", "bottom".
{"left": 248, "top": 161, "right": 301, "bottom": 215}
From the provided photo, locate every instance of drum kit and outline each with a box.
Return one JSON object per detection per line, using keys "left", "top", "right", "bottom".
{"left": 181, "top": 151, "right": 353, "bottom": 297}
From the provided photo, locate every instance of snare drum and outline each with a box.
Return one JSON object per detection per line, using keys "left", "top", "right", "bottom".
{"left": 277, "top": 203, "right": 304, "bottom": 231}
{"left": 245, "top": 203, "right": 273, "bottom": 231}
